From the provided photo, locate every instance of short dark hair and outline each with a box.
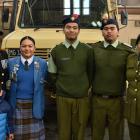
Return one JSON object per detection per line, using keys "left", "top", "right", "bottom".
{"left": 20, "top": 36, "right": 35, "bottom": 45}
{"left": 136, "top": 34, "right": 140, "bottom": 46}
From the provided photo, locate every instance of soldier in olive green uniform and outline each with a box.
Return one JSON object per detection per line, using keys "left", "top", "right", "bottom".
{"left": 91, "top": 19, "right": 133, "bottom": 140}
{"left": 126, "top": 34, "right": 140, "bottom": 140}
{"left": 48, "top": 14, "right": 93, "bottom": 140}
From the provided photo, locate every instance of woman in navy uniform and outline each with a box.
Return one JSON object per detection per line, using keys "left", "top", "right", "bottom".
{"left": 8, "top": 36, "right": 47, "bottom": 140}
{"left": 126, "top": 34, "right": 140, "bottom": 140}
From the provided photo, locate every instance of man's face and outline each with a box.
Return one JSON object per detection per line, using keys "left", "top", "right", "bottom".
{"left": 102, "top": 24, "right": 119, "bottom": 44}
{"left": 63, "top": 22, "right": 80, "bottom": 42}
{"left": 20, "top": 39, "right": 35, "bottom": 59}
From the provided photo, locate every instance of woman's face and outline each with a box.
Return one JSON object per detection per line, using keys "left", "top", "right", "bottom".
{"left": 20, "top": 39, "right": 35, "bottom": 59}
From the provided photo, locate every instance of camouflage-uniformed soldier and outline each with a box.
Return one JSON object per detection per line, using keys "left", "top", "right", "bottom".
{"left": 91, "top": 19, "right": 134, "bottom": 140}
{"left": 126, "top": 34, "right": 140, "bottom": 140}
{"left": 0, "top": 49, "right": 8, "bottom": 91}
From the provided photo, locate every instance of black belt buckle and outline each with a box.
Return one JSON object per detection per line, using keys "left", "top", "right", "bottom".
{"left": 94, "top": 93, "right": 120, "bottom": 99}
{"left": 102, "top": 95, "right": 110, "bottom": 99}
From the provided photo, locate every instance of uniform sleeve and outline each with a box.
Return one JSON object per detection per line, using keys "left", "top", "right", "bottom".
{"left": 87, "top": 46, "right": 95, "bottom": 87}
{"left": 7, "top": 107, "right": 14, "bottom": 134}
{"left": 47, "top": 50, "right": 57, "bottom": 93}
{"left": 48, "top": 54, "right": 57, "bottom": 73}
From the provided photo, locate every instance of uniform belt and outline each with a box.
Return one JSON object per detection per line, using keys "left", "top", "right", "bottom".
{"left": 94, "top": 94, "right": 121, "bottom": 99}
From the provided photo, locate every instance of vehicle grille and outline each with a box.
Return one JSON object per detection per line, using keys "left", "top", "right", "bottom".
{"left": 35, "top": 48, "right": 51, "bottom": 60}
{"left": 7, "top": 48, "right": 52, "bottom": 60}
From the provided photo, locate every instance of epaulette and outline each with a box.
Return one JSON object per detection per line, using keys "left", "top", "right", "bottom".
{"left": 119, "top": 42, "right": 135, "bottom": 54}
{"left": 59, "top": 42, "right": 63, "bottom": 45}
{"left": 51, "top": 42, "right": 63, "bottom": 50}
{"left": 88, "top": 41, "right": 102, "bottom": 46}
{"left": 56, "top": 42, "right": 63, "bottom": 47}
{"left": 51, "top": 42, "right": 64, "bottom": 53}
{"left": 122, "top": 43, "right": 133, "bottom": 48}
{"left": 96, "top": 41, "right": 102, "bottom": 43}
{"left": 94, "top": 41, "right": 103, "bottom": 45}
{"left": 81, "top": 42, "right": 92, "bottom": 48}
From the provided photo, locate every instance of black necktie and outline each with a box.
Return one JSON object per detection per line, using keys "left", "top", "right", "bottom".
{"left": 69, "top": 45, "right": 74, "bottom": 57}
{"left": 24, "top": 60, "right": 29, "bottom": 71}
{"left": 107, "top": 44, "right": 114, "bottom": 50}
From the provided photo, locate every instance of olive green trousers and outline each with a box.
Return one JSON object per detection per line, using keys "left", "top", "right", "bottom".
{"left": 128, "top": 122, "right": 140, "bottom": 140}
{"left": 56, "top": 96, "right": 90, "bottom": 140}
{"left": 91, "top": 96, "right": 124, "bottom": 140}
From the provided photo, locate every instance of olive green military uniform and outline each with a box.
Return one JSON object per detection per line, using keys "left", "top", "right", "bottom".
{"left": 91, "top": 41, "right": 133, "bottom": 140}
{"left": 126, "top": 53, "right": 140, "bottom": 140}
{"left": 0, "top": 50, "right": 8, "bottom": 91}
{"left": 48, "top": 41, "right": 93, "bottom": 140}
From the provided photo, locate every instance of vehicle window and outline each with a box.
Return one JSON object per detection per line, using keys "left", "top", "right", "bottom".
{"left": 18, "top": 0, "right": 108, "bottom": 28}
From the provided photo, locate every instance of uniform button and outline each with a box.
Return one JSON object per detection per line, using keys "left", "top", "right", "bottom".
{"left": 1, "top": 82, "right": 3, "bottom": 84}
{"left": 134, "top": 98, "right": 137, "bottom": 101}
{"left": 2, "top": 73, "right": 4, "bottom": 76}
{"left": 134, "top": 89, "right": 138, "bottom": 92}
{"left": 136, "top": 70, "right": 138, "bottom": 73}
{"left": 135, "top": 79, "right": 137, "bottom": 82}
